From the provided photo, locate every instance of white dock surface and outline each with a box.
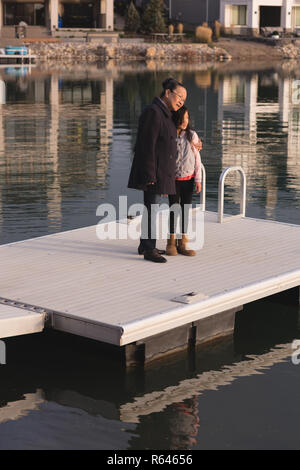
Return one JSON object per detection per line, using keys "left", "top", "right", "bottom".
{"left": 0, "top": 304, "right": 45, "bottom": 338}
{"left": 0, "top": 211, "right": 299, "bottom": 345}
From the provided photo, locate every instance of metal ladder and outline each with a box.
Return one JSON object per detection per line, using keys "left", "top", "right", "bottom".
{"left": 218, "top": 166, "right": 246, "bottom": 223}
{"left": 199, "top": 163, "right": 206, "bottom": 211}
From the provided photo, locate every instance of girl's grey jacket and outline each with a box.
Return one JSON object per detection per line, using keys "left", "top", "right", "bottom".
{"left": 175, "top": 130, "right": 202, "bottom": 183}
{"left": 128, "top": 97, "right": 178, "bottom": 195}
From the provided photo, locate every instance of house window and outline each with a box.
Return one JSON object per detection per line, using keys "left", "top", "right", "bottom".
{"left": 4, "top": 3, "right": 45, "bottom": 26}
{"left": 295, "top": 7, "right": 300, "bottom": 26}
{"left": 232, "top": 5, "right": 247, "bottom": 26}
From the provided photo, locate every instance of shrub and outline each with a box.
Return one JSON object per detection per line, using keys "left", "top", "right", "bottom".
{"left": 214, "top": 20, "right": 221, "bottom": 39}
{"left": 141, "top": 0, "right": 167, "bottom": 33}
{"left": 195, "top": 25, "right": 213, "bottom": 43}
{"left": 125, "top": 2, "right": 141, "bottom": 33}
{"left": 177, "top": 23, "right": 183, "bottom": 34}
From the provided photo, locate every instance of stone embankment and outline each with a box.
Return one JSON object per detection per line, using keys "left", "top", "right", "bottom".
{"left": 28, "top": 42, "right": 232, "bottom": 63}
{"left": 27, "top": 39, "right": 300, "bottom": 63}
{"left": 277, "top": 43, "right": 300, "bottom": 59}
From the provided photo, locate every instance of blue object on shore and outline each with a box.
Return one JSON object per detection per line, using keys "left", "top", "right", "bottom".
{"left": 5, "top": 67, "right": 28, "bottom": 76}
{"left": 5, "top": 46, "right": 28, "bottom": 55}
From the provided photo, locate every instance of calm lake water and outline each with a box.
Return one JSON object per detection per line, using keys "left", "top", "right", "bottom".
{"left": 0, "top": 61, "right": 299, "bottom": 450}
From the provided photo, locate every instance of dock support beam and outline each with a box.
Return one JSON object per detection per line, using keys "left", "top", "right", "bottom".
{"left": 267, "top": 286, "right": 300, "bottom": 306}
{"left": 194, "top": 306, "right": 242, "bottom": 345}
{"left": 124, "top": 306, "right": 243, "bottom": 367}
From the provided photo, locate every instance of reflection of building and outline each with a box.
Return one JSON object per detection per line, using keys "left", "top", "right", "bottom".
{"left": 286, "top": 78, "right": 300, "bottom": 191}
{"left": 0, "top": 70, "right": 113, "bottom": 233}
{"left": 217, "top": 73, "right": 258, "bottom": 206}
{"left": 0, "top": 0, "right": 113, "bottom": 36}
{"left": 217, "top": 72, "right": 300, "bottom": 216}
{"left": 220, "top": 0, "right": 300, "bottom": 35}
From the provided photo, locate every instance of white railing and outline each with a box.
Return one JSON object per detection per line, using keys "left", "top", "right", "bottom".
{"left": 200, "top": 162, "right": 206, "bottom": 211}
{"left": 218, "top": 166, "right": 246, "bottom": 223}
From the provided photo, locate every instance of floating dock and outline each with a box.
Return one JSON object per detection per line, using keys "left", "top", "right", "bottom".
{"left": 0, "top": 208, "right": 299, "bottom": 366}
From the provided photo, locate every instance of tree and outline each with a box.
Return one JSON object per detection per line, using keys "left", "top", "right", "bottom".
{"left": 141, "top": 0, "right": 167, "bottom": 34}
{"left": 125, "top": 2, "right": 141, "bottom": 33}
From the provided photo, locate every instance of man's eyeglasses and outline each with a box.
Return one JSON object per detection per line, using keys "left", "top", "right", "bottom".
{"left": 171, "top": 90, "right": 186, "bottom": 104}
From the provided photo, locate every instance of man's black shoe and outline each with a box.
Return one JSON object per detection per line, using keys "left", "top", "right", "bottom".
{"left": 138, "top": 245, "right": 166, "bottom": 255}
{"left": 144, "top": 248, "right": 167, "bottom": 263}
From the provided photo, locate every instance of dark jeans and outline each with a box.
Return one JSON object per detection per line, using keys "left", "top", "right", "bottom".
{"left": 168, "top": 179, "right": 194, "bottom": 234}
{"left": 140, "top": 191, "right": 161, "bottom": 252}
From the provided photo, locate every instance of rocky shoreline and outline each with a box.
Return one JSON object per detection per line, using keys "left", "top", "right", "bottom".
{"left": 278, "top": 43, "right": 300, "bottom": 59}
{"left": 28, "top": 41, "right": 232, "bottom": 63}
{"left": 26, "top": 40, "right": 300, "bottom": 64}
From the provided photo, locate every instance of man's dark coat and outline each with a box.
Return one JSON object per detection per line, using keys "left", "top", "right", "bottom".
{"left": 128, "top": 97, "right": 177, "bottom": 195}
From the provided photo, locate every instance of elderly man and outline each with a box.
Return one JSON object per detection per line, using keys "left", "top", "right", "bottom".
{"left": 128, "top": 77, "right": 188, "bottom": 263}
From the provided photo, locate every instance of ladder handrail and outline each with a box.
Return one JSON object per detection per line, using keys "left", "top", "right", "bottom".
{"left": 200, "top": 163, "right": 206, "bottom": 211}
{"left": 218, "top": 166, "right": 246, "bottom": 223}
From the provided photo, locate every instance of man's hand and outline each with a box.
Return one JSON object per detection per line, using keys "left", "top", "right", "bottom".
{"left": 194, "top": 139, "right": 203, "bottom": 151}
{"left": 195, "top": 182, "right": 202, "bottom": 193}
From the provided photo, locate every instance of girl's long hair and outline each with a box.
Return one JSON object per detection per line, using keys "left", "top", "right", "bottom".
{"left": 172, "top": 105, "right": 193, "bottom": 143}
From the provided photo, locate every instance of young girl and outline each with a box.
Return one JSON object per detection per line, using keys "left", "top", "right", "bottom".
{"left": 166, "top": 105, "right": 202, "bottom": 256}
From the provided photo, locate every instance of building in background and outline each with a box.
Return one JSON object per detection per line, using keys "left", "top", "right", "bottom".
{"left": 220, "top": 0, "right": 300, "bottom": 35}
{"left": 165, "top": 0, "right": 300, "bottom": 35}
{"left": 0, "top": 0, "right": 114, "bottom": 37}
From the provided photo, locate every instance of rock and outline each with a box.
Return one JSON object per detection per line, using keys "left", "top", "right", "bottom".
{"left": 106, "top": 47, "right": 115, "bottom": 58}
{"left": 146, "top": 47, "right": 156, "bottom": 59}
{"left": 146, "top": 60, "right": 156, "bottom": 70}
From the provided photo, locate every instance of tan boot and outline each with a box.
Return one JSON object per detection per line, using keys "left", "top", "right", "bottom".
{"left": 166, "top": 234, "right": 178, "bottom": 256}
{"left": 177, "top": 234, "right": 196, "bottom": 256}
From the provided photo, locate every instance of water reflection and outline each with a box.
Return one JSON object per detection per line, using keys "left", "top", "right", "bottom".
{"left": 0, "top": 67, "right": 113, "bottom": 243}
{"left": 217, "top": 72, "right": 300, "bottom": 218}
{"left": 0, "top": 299, "right": 299, "bottom": 449}
{"left": 0, "top": 62, "right": 299, "bottom": 449}
{"left": 0, "top": 62, "right": 299, "bottom": 245}
{"left": 115, "top": 65, "right": 300, "bottom": 223}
